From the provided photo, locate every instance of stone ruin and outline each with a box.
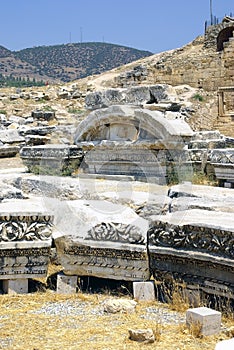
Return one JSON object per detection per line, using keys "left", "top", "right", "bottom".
{"left": 0, "top": 200, "right": 53, "bottom": 294}
{"left": 1, "top": 84, "right": 234, "bottom": 303}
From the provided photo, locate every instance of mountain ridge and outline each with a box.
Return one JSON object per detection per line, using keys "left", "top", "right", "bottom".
{"left": 0, "top": 42, "right": 153, "bottom": 85}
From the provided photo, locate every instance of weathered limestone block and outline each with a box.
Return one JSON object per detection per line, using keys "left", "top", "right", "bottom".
{"left": 103, "top": 298, "right": 137, "bottom": 314}
{"left": 20, "top": 144, "right": 84, "bottom": 175}
{"left": 133, "top": 281, "right": 155, "bottom": 301}
{"left": 56, "top": 272, "right": 77, "bottom": 294}
{"left": 2, "top": 279, "right": 28, "bottom": 294}
{"left": 19, "top": 125, "right": 56, "bottom": 136}
{"left": 53, "top": 200, "right": 150, "bottom": 281}
{"left": 0, "top": 129, "right": 25, "bottom": 145}
{"left": 148, "top": 209, "right": 234, "bottom": 296}
{"left": 85, "top": 85, "right": 177, "bottom": 110}
{"left": 32, "top": 110, "right": 55, "bottom": 121}
{"left": 169, "top": 183, "right": 234, "bottom": 213}
{"left": 186, "top": 307, "right": 221, "bottom": 336}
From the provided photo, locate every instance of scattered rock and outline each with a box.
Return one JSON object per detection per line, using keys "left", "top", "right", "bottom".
{"left": 103, "top": 298, "right": 137, "bottom": 314}
{"left": 128, "top": 328, "right": 155, "bottom": 343}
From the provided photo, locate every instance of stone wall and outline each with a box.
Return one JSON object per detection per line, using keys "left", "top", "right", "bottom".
{"left": 114, "top": 18, "right": 234, "bottom": 92}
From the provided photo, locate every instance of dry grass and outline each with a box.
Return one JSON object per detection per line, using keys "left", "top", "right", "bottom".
{"left": 0, "top": 281, "right": 233, "bottom": 350}
{"left": 0, "top": 265, "right": 232, "bottom": 349}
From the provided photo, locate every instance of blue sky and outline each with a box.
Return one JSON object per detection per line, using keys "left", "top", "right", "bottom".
{"left": 0, "top": 0, "right": 233, "bottom": 53}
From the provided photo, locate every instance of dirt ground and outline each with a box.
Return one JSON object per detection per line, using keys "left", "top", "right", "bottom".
{"left": 0, "top": 156, "right": 25, "bottom": 171}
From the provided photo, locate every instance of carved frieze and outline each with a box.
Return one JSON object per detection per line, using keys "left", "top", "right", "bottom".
{"left": 0, "top": 215, "right": 53, "bottom": 242}
{"left": 20, "top": 145, "right": 83, "bottom": 159}
{"left": 63, "top": 245, "right": 147, "bottom": 261}
{"left": 85, "top": 222, "right": 146, "bottom": 244}
{"left": 148, "top": 223, "right": 234, "bottom": 259}
{"left": 0, "top": 246, "right": 51, "bottom": 278}
{"left": 209, "top": 149, "right": 234, "bottom": 164}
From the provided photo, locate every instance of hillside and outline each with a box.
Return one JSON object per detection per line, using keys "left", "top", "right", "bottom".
{"left": 0, "top": 45, "right": 57, "bottom": 86}
{"left": 14, "top": 42, "right": 153, "bottom": 82}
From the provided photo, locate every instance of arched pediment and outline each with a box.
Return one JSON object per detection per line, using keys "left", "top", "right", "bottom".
{"left": 74, "top": 105, "right": 193, "bottom": 144}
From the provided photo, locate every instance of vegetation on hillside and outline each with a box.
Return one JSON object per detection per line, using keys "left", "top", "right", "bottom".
{"left": 0, "top": 73, "right": 45, "bottom": 87}
{"left": 15, "top": 42, "right": 153, "bottom": 82}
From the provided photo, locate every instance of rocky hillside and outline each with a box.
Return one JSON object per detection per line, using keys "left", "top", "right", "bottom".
{"left": 15, "top": 43, "right": 152, "bottom": 82}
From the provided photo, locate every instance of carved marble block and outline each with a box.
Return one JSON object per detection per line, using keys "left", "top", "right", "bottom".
{"left": 54, "top": 200, "right": 150, "bottom": 281}
{"left": 148, "top": 209, "right": 234, "bottom": 296}
{"left": 0, "top": 212, "right": 53, "bottom": 281}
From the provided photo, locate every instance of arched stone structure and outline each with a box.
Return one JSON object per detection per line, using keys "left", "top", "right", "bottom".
{"left": 217, "top": 26, "right": 234, "bottom": 51}
{"left": 204, "top": 16, "right": 234, "bottom": 50}
{"left": 74, "top": 105, "right": 193, "bottom": 143}
{"left": 74, "top": 105, "right": 194, "bottom": 182}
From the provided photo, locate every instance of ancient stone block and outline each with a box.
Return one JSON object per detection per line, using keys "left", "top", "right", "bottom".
{"left": 20, "top": 144, "right": 83, "bottom": 175}
{"left": 186, "top": 307, "right": 221, "bottom": 336}
{"left": 54, "top": 200, "right": 150, "bottom": 282}
{"left": 0, "top": 145, "right": 19, "bottom": 158}
{"left": 148, "top": 209, "right": 234, "bottom": 296}
{"left": 74, "top": 105, "right": 193, "bottom": 181}
{"left": 133, "top": 281, "right": 155, "bottom": 301}
{"left": 56, "top": 272, "right": 77, "bottom": 294}
{"left": 0, "top": 206, "right": 53, "bottom": 283}
{"left": 2, "top": 279, "right": 28, "bottom": 294}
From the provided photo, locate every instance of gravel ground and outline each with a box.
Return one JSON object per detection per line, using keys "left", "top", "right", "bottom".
{"left": 28, "top": 299, "right": 185, "bottom": 325}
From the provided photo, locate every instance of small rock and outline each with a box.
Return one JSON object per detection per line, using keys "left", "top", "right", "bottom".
{"left": 129, "top": 328, "right": 155, "bottom": 343}
{"left": 103, "top": 298, "right": 137, "bottom": 314}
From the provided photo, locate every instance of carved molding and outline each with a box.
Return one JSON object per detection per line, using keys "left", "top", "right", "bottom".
{"left": 209, "top": 149, "right": 234, "bottom": 164}
{"left": 148, "top": 223, "right": 234, "bottom": 259}
{"left": 20, "top": 146, "right": 83, "bottom": 159}
{"left": 151, "top": 253, "right": 234, "bottom": 289}
{"left": 63, "top": 246, "right": 147, "bottom": 261}
{"left": 85, "top": 222, "right": 146, "bottom": 244}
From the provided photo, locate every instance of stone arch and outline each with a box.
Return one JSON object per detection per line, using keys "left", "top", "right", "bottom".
{"left": 73, "top": 105, "right": 193, "bottom": 181}
{"left": 217, "top": 26, "right": 234, "bottom": 51}
{"left": 74, "top": 105, "right": 193, "bottom": 144}
{"left": 204, "top": 16, "right": 234, "bottom": 49}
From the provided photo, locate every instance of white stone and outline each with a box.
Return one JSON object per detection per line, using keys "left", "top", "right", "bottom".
{"left": 215, "top": 338, "right": 234, "bottom": 350}
{"left": 186, "top": 307, "right": 221, "bottom": 336}
{"left": 103, "top": 298, "right": 137, "bottom": 314}
{"left": 133, "top": 281, "right": 155, "bottom": 301}
{"left": 56, "top": 272, "right": 77, "bottom": 294}
{"left": 2, "top": 279, "right": 28, "bottom": 294}
{"left": 129, "top": 328, "right": 155, "bottom": 343}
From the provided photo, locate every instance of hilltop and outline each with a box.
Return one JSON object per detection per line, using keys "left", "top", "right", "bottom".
{"left": 0, "top": 42, "right": 152, "bottom": 86}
